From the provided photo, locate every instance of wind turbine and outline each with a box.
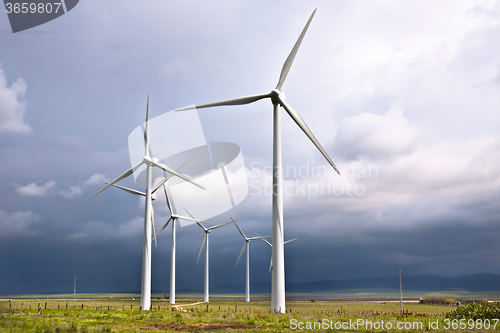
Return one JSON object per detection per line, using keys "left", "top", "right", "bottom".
{"left": 101, "top": 165, "right": 185, "bottom": 247}
{"left": 155, "top": 181, "right": 212, "bottom": 305}
{"left": 176, "top": 9, "right": 339, "bottom": 312}
{"left": 233, "top": 219, "right": 269, "bottom": 303}
{"left": 89, "top": 95, "right": 205, "bottom": 310}
{"left": 188, "top": 209, "right": 233, "bottom": 302}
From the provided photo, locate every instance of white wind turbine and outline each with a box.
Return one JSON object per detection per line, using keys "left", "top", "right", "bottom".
{"left": 176, "top": 9, "right": 339, "bottom": 312}
{"left": 233, "top": 219, "right": 269, "bottom": 303}
{"left": 188, "top": 209, "right": 233, "bottom": 302}
{"left": 155, "top": 181, "right": 212, "bottom": 305}
{"left": 100, "top": 165, "right": 185, "bottom": 247}
{"left": 89, "top": 96, "right": 205, "bottom": 310}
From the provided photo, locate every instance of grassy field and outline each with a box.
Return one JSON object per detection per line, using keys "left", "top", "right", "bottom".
{"left": 1, "top": 293, "right": 499, "bottom": 332}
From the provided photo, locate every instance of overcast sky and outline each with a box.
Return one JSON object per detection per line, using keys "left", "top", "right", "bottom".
{"left": 1, "top": 0, "right": 499, "bottom": 295}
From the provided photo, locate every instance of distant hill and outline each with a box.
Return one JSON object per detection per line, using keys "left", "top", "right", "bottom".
{"left": 198, "top": 273, "right": 500, "bottom": 294}
{"left": 4, "top": 273, "right": 498, "bottom": 296}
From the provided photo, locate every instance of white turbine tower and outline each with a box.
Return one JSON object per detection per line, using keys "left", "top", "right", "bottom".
{"left": 155, "top": 182, "right": 212, "bottom": 305}
{"left": 90, "top": 96, "right": 205, "bottom": 310}
{"left": 188, "top": 209, "right": 233, "bottom": 303}
{"left": 176, "top": 9, "right": 339, "bottom": 312}
{"left": 233, "top": 219, "right": 269, "bottom": 303}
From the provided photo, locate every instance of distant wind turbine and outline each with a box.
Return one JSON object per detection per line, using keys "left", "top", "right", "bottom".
{"left": 233, "top": 218, "right": 269, "bottom": 303}
{"left": 90, "top": 96, "right": 205, "bottom": 310}
{"left": 188, "top": 209, "right": 233, "bottom": 303}
{"left": 176, "top": 9, "right": 339, "bottom": 312}
{"left": 155, "top": 178, "right": 212, "bottom": 305}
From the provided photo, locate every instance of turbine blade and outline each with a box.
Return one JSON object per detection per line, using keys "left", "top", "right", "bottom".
{"left": 255, "top": 232, "right": 272, "bottom": 247}
{"left": 144, "top": 95, "right": 150, "bottom": 156}
{"left": 151, "top": 204, "right": 157, "bottom": 247}
{"left": 163, "top": 184, "right": 173, "bottom": 215}
{"left": 176, "top": 93, "right": 270, "bottom": 111}
{"left": 284, "top": 238, "right": 298, "bottom": 244}
{"left": 276, "top": 9, "right": 317, "bottom": 90}
{"left": 89, "top": 160, "right": 144, "bottom": 199}
{"left": 149, "top": 159, "right": 206, "bottom": 190}
{"left": 247, "top": 235, "right": 270, "bottom": 240}
{"left": 279, "top": 97, "right": 340, "bottom": 175}
{"left": 151, "top": 161, "right": 188, "bottom": 194}
{"left": 184, "top": 208, "right": 195, "bottom": 219}
{"left": 197, "top": 233, "right": 207, "bottom": 263}
{"left": 235, "top": 242, "right": 247, "bottom": 267}
{"left": 102, "top": 181, "right": 146, "bottom": 197}
{"left": 177, "top": 215, "right": 211, "bottom": 226}
{"left": 181, "top": 208, "right": 211, "bottom": 228}
{"left": 156, "top": 217, "right": 172, "bottom": 237}
{"left": 233, "top": 220, "right": 247, "bottom": 239}
{"left": 208, "top": 220, "right": 233, "bottom": 231}
{"left": 269, "top": 257, "right": 273, "bottom": 274}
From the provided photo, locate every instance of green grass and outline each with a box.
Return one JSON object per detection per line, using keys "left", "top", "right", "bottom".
{"left": 1, "top": 294, "right": 499, "bottom": 332}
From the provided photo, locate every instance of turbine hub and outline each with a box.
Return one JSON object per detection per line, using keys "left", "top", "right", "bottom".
{"left": 270, "top": 89, "right": 284, "bottom": 105}
{"left": 143, "top": 156, "right": 152, "bottom": 166}
{"left": 151, "top": 193, "right": 156, "bottom": 201}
